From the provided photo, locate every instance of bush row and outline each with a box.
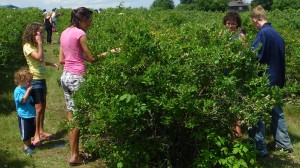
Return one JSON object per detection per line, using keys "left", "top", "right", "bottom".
{"left": 0, "top": 8, "right": 43, "bottom": 68}
{"left": 69, "top": 8, "right": 300, "bottom": 167}
{"left": 2, "top": 7, "right": 300, "bottom": 167}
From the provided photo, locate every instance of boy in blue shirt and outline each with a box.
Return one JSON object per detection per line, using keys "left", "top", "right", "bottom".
{"left": 14, "top": 69, "right": 36, "bottom": 155}
{"left": 249, "top": 5, "right": 293, "bottom": 157}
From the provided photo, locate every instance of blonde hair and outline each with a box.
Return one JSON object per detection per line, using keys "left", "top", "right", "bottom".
{"left": 14, "top": 68, "right": 33, "bottom": 86}
{"left": 47, "top": 12, "right": 52, "bottom": 17}
{"left": 250, "top": 5, "right": 268, "bottom": 21}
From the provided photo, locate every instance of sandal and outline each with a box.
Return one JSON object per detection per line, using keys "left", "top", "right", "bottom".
{"left": 31, "top": 140, "right": 42, "bottom": 147}
{"left": 69, "top": 154, "right": 88, "bottom": 166}
{"left": 69, "top": 162, "right": 85, "bottom": 166}
{"left": 41, "top": 133, "right": 55, "bottom": 139}
{"left": 23, "top": 147, "right": 35, "bottom": 155}
{"left": 80, "top": 152, "right": 89, "bottom": 162}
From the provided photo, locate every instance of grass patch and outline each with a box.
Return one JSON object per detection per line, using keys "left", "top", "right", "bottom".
{"left": 256, "top": 101, "right": 300, "bottom": 167}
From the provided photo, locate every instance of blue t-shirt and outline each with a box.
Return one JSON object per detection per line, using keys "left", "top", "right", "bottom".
{"left": 14, "top": 86, "right": 36, "bottom": 118}
{"left": 252, "top": 23, "right": 285, "bottom": 88}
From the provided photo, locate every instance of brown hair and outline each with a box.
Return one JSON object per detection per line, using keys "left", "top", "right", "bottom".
{"left": 223, "top": 11, "right": 242, "bottom": 28}
{"left": 22, "top": 22, "right": 44, "bottom": 47}
{"left": 14, "top": 68, "right": 33, "bottom": 86}
{"left": 70, "top": 7, "right": 93, "bottom": 28}
{"left": 223, "top": 11, "right": 246, "bottom": 34}
{"left": 250, "top": 5, "right": 268, "bottom": 21}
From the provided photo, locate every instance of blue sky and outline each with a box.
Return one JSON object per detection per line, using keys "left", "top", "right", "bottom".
{"left": 1, "top": 0, "right": 251, "bottom": 11}
{"left": 1, "top": 0, "right": 178, "bottom": 11}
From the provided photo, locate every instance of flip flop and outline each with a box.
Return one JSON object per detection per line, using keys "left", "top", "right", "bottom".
{"left": 31, "top": 140, "right": 42, "bottom": 147}
{"left": 69, "top": 154, "right": 88, "bottom": 166}
{"left": 80, "top": 152, "right": 89, "bottom": 163}
{"left": 69, "top": 162, "right": 85, "bottom": 166}
{"left": 41, "top": 133, "right": 55, "bottom": 139}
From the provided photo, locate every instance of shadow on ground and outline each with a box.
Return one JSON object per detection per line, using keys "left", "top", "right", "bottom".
{"left": 0, "top": 148, "right": 32, "bottom": 167}
{"left": 258, "top": 152, "right": 299, "bottom": 168}
{"left": 40, "top": 139, "right": 67, "bottom": 150}
{"left": 38, "top": 129, "right": 68, "bottom": 150}
{"left": 289, "top": 131, "right": 300, "bottom": 144}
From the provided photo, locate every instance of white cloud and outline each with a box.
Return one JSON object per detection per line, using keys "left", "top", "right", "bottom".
{"left": 0, "top": 0, "right": 185, "bottom": 10}
{"left": 59, "top": 0, "right": 122, "bottom": 9}
{"left": 44, "top": 0, "right": 60, "bottom": 3}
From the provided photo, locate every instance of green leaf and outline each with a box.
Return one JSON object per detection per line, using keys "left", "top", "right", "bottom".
{"left": 117, "top": 162, "right": 123, "bottom": 168}
{"left": 232, "top": 148, "right": 239, "bottom": 154}
{"left": 120, "top": 94, "right": 127, "bottom": 101}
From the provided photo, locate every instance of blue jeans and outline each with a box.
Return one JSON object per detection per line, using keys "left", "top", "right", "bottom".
{"left": 31, "top": 79, "right": 47, "bottom": 104}
{"left": 271, "top": 104, "right": 292, "bottom": 149}
{"left": 52, "top": 18, "right": 57, "bottom": 31}
{"left": 249, "top": 104, "right": 292, "bottom": 154}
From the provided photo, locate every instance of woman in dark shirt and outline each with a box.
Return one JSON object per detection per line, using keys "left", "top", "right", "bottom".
{"left": 44, "top": 12, "right": 53, "bottom": 44}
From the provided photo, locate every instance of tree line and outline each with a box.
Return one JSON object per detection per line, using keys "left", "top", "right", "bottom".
{"left": 151, "top": 0, "right": 300, "bottom": 11}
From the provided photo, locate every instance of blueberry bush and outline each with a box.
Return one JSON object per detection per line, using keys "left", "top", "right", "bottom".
{"left": 67, "top": 8, "right": 300, "bottom": 167}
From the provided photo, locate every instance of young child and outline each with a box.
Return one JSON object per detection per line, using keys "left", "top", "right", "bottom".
{"left": 14, "top": 69, "right": 36, "bottom": 154}
{"left": 22, "top": 22, "right": 59, "bottom": 147}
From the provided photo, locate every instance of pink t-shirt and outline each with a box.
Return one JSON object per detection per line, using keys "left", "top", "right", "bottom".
{"left": 60, "top": 27, "right": 86, "bottom": 75}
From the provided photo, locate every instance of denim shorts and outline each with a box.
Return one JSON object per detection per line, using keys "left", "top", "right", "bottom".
{"left": 18, "top": 116, "right": 35, "bottom": 141}
{"left": 60, "top": 71, "right": 85, "bottom": 112}
{"left": 31, "top": 79, "right": 47, "bottom": 104}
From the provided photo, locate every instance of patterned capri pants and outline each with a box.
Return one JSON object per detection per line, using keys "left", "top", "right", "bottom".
{"left": 60, "top": 71, "right": 85, "bottom": 112}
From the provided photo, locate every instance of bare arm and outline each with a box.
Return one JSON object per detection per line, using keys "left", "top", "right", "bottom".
{"left": 99, "top": 48, "right": 121, "bottom": 57}
{"left": 45, "top": 61, "right": 59, "bottom": 69}
{"left": 59, "top": 45, "right": 65, "bottom": 65}
{"left": 79, "top": 35, "right": 121, "bottom": 62}
{"left": 50, "top": 17, "right": 53, "bottom": 25}
{"left": 21, "top": 86, "right": 32, "bottom": 104}
{"left": 29, "top": 32, "right": 44, "bottom": 62}
{"left": 79, "top": 35, "right": 96, "bottom": 63}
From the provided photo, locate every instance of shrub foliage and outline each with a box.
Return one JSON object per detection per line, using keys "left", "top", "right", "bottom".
{"left": 2, "top": 7, "right": 300, "bottom": 168}
{"left": 0, "top": 8, "right": 42, "bottom": 67}
{"left": 69, "top": 9, "right": 300, "bottom": 167}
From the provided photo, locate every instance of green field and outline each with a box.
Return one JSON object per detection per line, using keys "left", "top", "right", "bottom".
{"left": 1, "top": 8, "right": 300, "bottom": 167}
{"left": 0, "top": 32, "right": 299, "bottom": 168}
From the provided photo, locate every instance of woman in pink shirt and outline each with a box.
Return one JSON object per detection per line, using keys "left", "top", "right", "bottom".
{"left": 59, "top": 7, "right": 119, "bottom": 166}
{"left": 59, "top": 7, "right": 98, "bottom": 166}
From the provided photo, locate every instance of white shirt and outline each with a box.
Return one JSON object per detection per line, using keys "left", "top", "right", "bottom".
{"left": 51, "top": 11, "right": 56, "bottom": 19}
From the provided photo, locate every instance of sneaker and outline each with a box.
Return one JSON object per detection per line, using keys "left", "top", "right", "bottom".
{"left": 275, "top": 145, "right": 293, "bottom": 153}
{"left": 23, "top": 147, "right": 35, "bottom": 155}
{"left": 259, "top": 149, "right": 269, "bottom": 158}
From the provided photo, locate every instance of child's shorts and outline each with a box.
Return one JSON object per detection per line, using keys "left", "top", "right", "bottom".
{"left": 31, "top": 79, "right": 47, "bottom": 104}
{"left": 18, "top": 116, "right": 35, "bottom": 141}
